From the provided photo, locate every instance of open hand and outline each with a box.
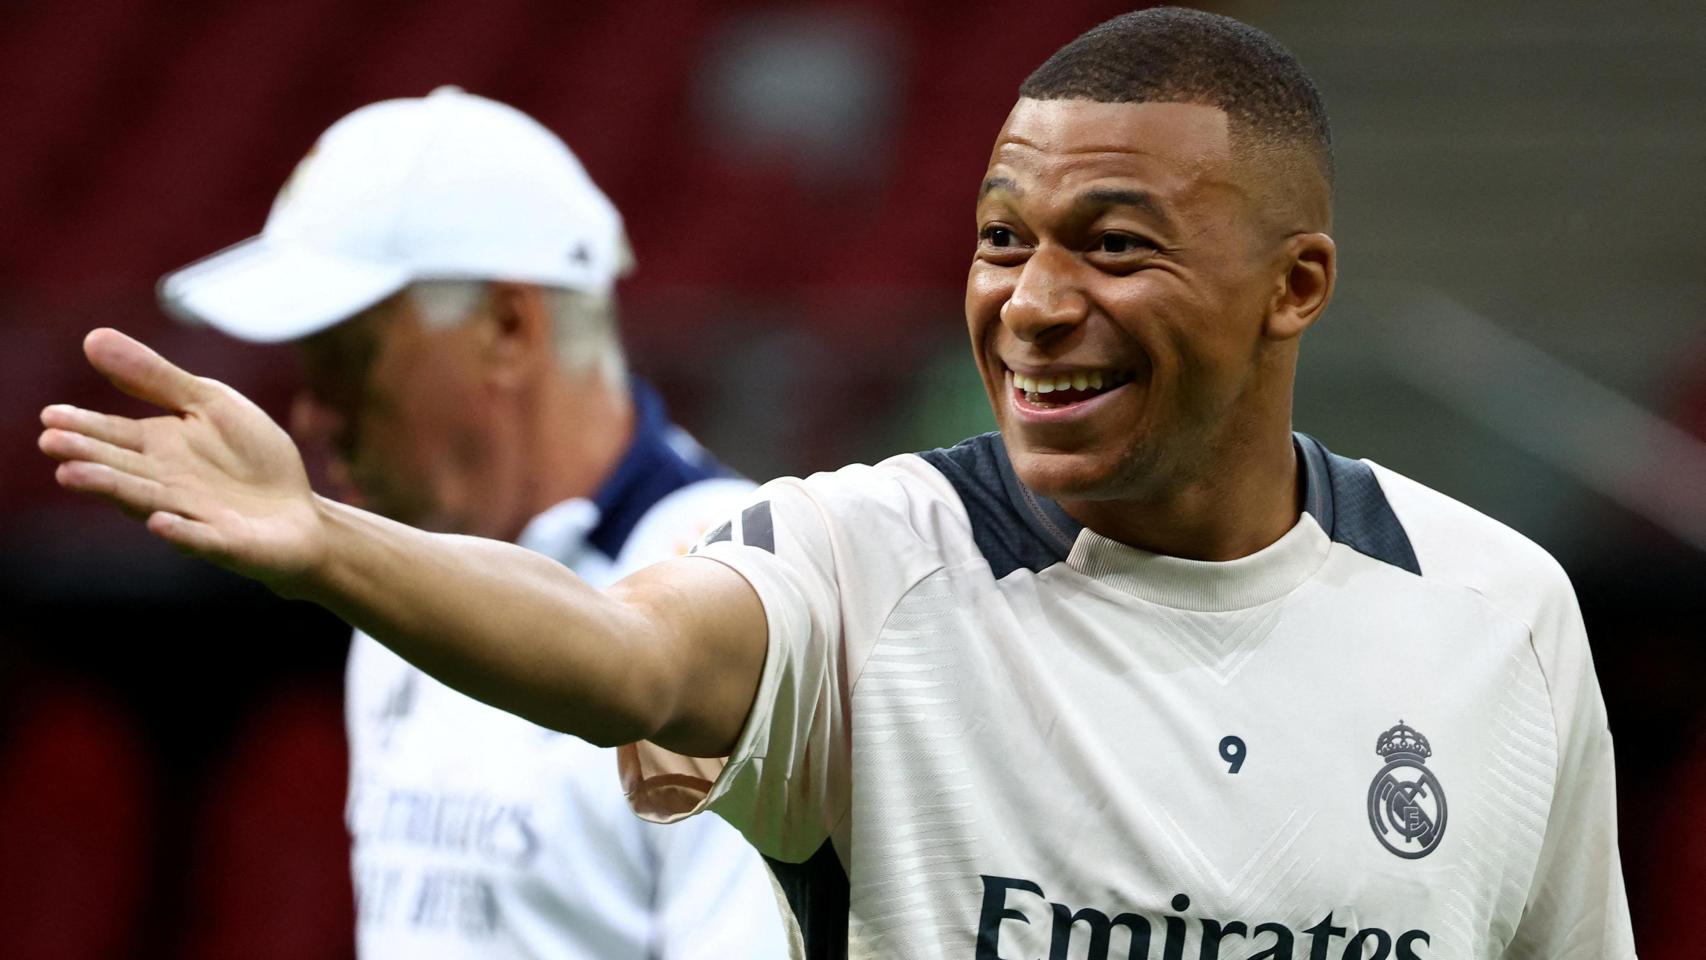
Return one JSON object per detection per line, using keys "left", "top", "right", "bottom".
{"left": 39, "top": 329, "right": 325, "bottom": 591}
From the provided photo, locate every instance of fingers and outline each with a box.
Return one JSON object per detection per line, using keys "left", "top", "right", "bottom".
{"left": 40, "top": 404, "right": 145, "bottom": 451}
{"left": 83, "top": 328, "right": 213, "bottom": 413}
{"left": 39, "top": 427, "right": 148, "bottom": 476}
{"left": 53, "top": 460, "right": 188, "bottom": 520}
{"left": 146, "top": 511, "right": 227, "bottom": 557}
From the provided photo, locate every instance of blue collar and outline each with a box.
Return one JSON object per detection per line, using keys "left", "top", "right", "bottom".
{"left": 918, "top": 430, "right": 1420, "bottom": 578}
{"left": 587, "top": 380, "right": 733, "bottom": 559}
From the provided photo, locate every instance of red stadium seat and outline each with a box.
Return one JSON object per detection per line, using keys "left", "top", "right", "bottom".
{"left": 179, "top": 682, "right": 354, "bottom": 960}
{"left": 0, "top": 671, "right": 155, "bottom": 959}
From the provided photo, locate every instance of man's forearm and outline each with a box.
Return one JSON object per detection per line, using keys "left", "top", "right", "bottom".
{"left": 297, "top": 497, "right": 667, "bottom": 746}
{"left": 38, "top": 328, "right": 763, "bottom": 755}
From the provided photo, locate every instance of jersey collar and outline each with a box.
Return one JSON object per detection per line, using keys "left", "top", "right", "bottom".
{"left": 1063, "top": 432, "right": 1420, "bottom": 608}
{"left": 920, "top": 430, "right": 1418, "bottom": 594}
{"left": 515, "top": 379, "right": 731, "bottom": 564}
{"left": 1067, "top": 514, "right": 1332, "bottom": 611}
{"left": 585, "top": 379, "right": 731, "bottom": 559}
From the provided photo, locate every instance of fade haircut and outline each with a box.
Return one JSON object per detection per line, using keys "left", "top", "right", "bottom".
{"left": 1020, "top": 7, "right": 1333, "bottom": 189}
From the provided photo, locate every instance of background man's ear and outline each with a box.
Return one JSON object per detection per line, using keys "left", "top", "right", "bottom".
{"left": 481, "top": 283, "right": 553, "bottom": 389}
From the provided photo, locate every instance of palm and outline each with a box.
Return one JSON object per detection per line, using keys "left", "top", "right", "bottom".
{"left": 39, "top": 329, "right": 325, "bottom": 589}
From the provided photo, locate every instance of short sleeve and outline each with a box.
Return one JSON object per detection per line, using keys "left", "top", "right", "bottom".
{"left": 1505, "top": 572, "right": 1638, "bottom": 960}
{"left": 612, "top": 477, "right": 759, "bottom": 576}
{"left": 618, "top": 463, "right": 948, "bottom": 863}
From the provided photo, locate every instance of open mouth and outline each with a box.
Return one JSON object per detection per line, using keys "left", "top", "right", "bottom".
{"left": 1006, "top": 367, "right": 1135, "bottom": 409}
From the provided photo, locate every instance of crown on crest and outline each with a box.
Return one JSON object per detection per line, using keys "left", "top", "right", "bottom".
{"left": 1375, "top": 721, "right": 1431, "bottom": 761}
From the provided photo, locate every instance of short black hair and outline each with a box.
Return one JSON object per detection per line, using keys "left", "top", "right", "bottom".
{"left": 1020, "top": 7, "right": 1332, "bottom": 185}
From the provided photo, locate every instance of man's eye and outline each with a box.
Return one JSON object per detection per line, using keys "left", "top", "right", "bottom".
{"left": 1098, "top": 233, "right": 1150, "bottom": 254}
{"left": 981, "top": 226, "right": 1016, "bottom": 248}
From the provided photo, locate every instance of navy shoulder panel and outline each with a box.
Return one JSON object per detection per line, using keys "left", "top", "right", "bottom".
{"left": 587, "top": 379, "right": 735, "bottom": 559}
{"left": 1295, "top": 432, "right": 1421, "bottom": 576}
{"left": 766, "top": 843, "right": 848, "bottom": 960}
{"left": 918, "top": 431, "right": 1415, "bottom": 577}
{"left": 917, "top": 432, "right": 1081, "bottom": 579}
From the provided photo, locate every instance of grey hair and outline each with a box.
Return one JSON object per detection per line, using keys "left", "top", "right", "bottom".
{"left": 407, "top": 279, "right": 628, "bottom": 386}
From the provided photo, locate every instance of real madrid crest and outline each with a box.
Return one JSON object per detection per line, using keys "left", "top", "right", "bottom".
{"left": 1367, "top": 720, "right": 1447, "bottom": 859}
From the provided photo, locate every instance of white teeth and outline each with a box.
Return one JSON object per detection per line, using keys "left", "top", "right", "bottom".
{"left": 1009, "top": 368, "right": 1131, "bottom": 399}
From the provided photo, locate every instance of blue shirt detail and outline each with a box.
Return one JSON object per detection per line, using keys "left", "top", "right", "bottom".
{"left": 917, "top": 433, "right": 1082, "bottom": 580}
{"left": 920, "top": 430, "right": 1420, "bottom": 579}
{"left": 1295, "top": 432, "right": 1422, "bottom": 576}
{"left": 587, "top": 379, "right": 733, "bottom": 560}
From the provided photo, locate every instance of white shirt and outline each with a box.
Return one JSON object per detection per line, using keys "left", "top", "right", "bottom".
{"left": 348, "top": 389, "right": 793, "bottom": 959}
{"left": 621, "top": 432, "right": 1637, "bottom": 960}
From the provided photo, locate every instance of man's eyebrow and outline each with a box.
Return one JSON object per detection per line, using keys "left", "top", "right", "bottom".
{"left": 978, "top": 176, "right": 1020, "bottom": 200}
{"left": 1078, "top": 187, "right": 1172, "bottom": 226}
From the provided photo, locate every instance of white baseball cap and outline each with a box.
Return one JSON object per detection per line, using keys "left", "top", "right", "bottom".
{"left": 159, "top": 86, "right": 630, "bottom": 343}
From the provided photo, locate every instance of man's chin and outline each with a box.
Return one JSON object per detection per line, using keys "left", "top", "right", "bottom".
{"left": 1004, "top": 443, "right": 1129, "bottom": 502}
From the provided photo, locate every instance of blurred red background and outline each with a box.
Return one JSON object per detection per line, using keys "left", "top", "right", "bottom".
{"left": 3, "top": 1, "right": 1702, "bottom": 956}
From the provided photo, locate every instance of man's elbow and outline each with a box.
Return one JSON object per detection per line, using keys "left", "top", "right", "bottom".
{"left": 575, "top": 689, "right": 672, "bottom": 749}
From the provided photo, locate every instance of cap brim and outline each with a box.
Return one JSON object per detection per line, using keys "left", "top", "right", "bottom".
{"left": 158, "top": 237, "right": 410, "bottom": 343}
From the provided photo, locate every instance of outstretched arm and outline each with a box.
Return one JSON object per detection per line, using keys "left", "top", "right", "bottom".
{"left": 39, "top": 329, "right": 765, "bottom": 756}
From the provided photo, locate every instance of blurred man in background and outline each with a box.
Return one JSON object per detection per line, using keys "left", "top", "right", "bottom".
{"left": 155, "top": 87, "right": 790, "bottom": 959}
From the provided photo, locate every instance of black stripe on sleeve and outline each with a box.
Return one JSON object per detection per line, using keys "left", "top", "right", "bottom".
{"left": 704, "top": 520, "right": 732, "bottom": 546}
{"left": 740, "top": 501, "right": 775, "bottom": 554}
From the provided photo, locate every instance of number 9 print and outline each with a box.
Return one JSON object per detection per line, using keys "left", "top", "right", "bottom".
{"left": 1219, "top": 735, "right": 1246, "bottom": 774}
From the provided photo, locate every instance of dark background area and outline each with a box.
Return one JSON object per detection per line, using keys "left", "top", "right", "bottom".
{"left": 2, "top": 1, "right": 1702, "bottom": 956}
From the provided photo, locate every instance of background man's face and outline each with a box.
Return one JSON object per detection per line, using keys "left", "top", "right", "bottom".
{"left": 290, "top": 293, "right": 493, "bottom": 533}
{"left": 966, "top": 98, "right": 1286, "bottom": 502}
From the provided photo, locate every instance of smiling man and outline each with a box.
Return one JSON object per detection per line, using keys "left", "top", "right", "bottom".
{"left": 40, "top": 9, "right": 1634, "bottom": 960}
{"left": 968, "top": 87, "right": 1332, "bottom": 560}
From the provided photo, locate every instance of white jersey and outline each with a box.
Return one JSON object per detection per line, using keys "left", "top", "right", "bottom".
{"left": 620, "top": 432, "right": 1636, "bottom": 960}
{"left": 347, "top": 387, "right": 792, "bottom": 959}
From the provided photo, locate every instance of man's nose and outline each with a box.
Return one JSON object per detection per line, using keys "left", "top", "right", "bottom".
{"left": 1001, "top": 247, "right": 1089, "bottom": 344}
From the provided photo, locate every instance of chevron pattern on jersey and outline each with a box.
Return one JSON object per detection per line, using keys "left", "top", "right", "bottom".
{"left": 1139, "top": 598, "right": 1289, "bottom": 685}
{"left": 850, "top": 571, "right": 986, "bottom": 958}
{"left": 1436, "top": 641, "right": 1557, "bottom": 954}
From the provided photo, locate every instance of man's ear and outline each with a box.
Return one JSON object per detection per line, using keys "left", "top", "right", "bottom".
{"left": 1264, "top": 232, "right": 1336, "bottom": 341}
{"left": 479, "top": 282, "right": 553, "bottom": 390}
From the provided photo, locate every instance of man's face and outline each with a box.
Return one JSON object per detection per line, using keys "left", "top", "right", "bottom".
{"left": 291, "top": 293, "right": 492, "bottom": 533}
{"left": 967, "top": 99, "right": 1288, "bottom": 502}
